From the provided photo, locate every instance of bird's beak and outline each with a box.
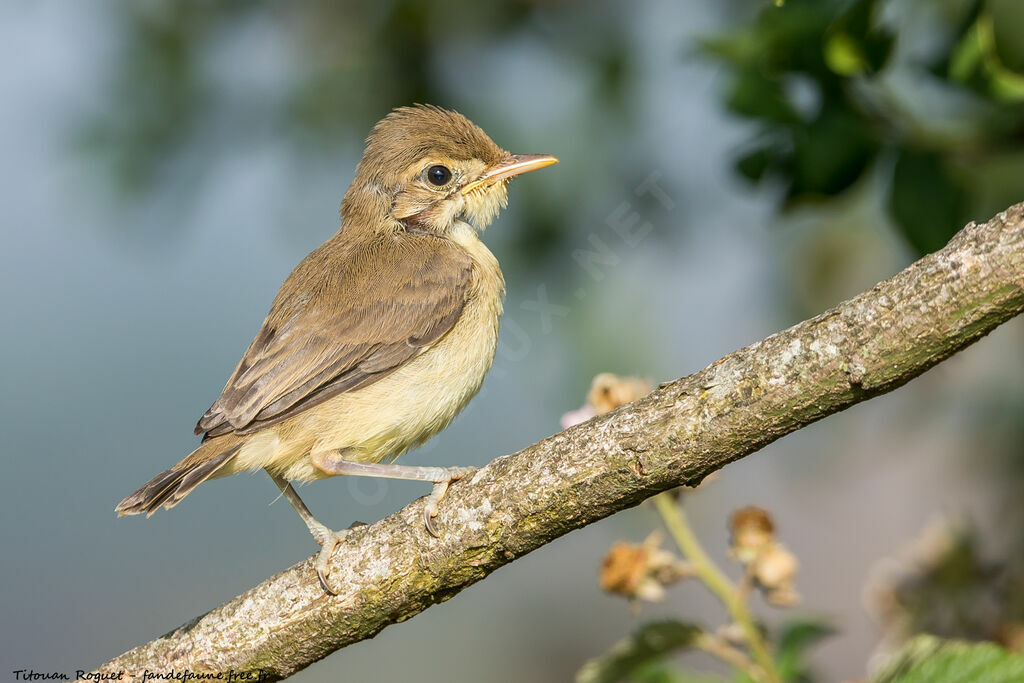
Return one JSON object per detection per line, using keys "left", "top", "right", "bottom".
{"left": 462, "top": 154, "right": 559, "bottom": 195}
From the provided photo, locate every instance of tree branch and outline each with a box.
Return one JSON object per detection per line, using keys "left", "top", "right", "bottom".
{"left": 98, "top": 203, "right": 1024, "bottom": 680}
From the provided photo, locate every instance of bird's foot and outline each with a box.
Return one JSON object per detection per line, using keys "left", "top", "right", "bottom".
{"left": 424, "top": 466, "right": 476, "bottom": 537}
{"left": 308, "top": 521, "right": 350, "bottom": 595}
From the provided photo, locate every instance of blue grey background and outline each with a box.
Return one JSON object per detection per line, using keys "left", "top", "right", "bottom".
{"left": 2, "top": 2, "right": 1021, "bottom": 681}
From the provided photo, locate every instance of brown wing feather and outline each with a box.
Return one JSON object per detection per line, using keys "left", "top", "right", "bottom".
{"left": 196, "top": 230, "right": 474, "bottom": 437}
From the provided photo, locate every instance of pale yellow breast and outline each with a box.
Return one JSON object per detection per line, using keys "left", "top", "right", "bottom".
{"left": 231, "top": 223, "right": 505, "bottom": 482}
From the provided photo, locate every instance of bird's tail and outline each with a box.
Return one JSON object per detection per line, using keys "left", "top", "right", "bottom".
{"left": 115, "top": 436, "right": 243, "bottom": 517}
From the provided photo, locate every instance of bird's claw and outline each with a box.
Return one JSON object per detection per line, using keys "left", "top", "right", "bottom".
{"left": 310, "top": 524, "right": 349, "bottom": 596}
{"left": 423, "top": 482, "right": 446, "bottom": 538}
{"left": 423, "top": 466, "right": 476, "bottom": 538}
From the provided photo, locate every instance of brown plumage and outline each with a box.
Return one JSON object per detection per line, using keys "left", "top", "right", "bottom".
{"left": 115, "top": 105, "right": 557, "bottom": 589}
{"left": 195, "top": 235, "right": 476, "bottom": 437}
{"left": 116, "top": 442, "right": 242, "bottom": 516}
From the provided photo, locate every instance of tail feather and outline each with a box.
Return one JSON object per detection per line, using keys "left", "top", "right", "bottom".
{"left": 116, "top": 443, "right": 241, "bottom": 517}
{"left": 166, "top": 446, "right": 240, "bottom": 507}
{"left": 120, "top": 467, "right": 190, "bottom": 517}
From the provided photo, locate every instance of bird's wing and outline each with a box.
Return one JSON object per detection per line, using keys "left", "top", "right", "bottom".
{"left": 196, "top": 232, "right": 475, "bottom": 437}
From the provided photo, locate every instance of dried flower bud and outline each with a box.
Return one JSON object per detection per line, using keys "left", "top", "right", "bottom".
{"left": 599, "top": 533, "right": 691, "bottom": 603}
{"left": 561, "top": 373, "right": 651, "bottom": 429}
{"left": 764, "top": 585, "right": 801, "bottom": 608}
{"left": 729, "top": 506, "right": 776, "bottom": 563}
{"left": 600, "top": 543, "right": 651, "bottom": 597}
{"left": 588, "top": 373, "right": 652, "bottom": 415}
{"left": 755, "top": 545, "right": 801, "bottom": 606}
{"left": 729, "top": 506, "right": 800, "bottom": 606}
{"left": 754, "top": 544, "right": 799, "bottom": 587}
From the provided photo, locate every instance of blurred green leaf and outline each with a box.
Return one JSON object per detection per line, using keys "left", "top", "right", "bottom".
{"left": 926, "top": 0, "right": 984, "bottom": 77}
{"left": 700, "top": 0, "right": 894, "bottom": 82}
{"left": 698, "top": 2, "right": 834, "bottom": 84}
{"left": 631, "top": 665, "right": 722, "bottom": 683}
{"left": 788, "top": 104, "right": 878, "bottom": 199}
{"left": 576, "top": 621, "right": 703, "bottom": 683}
{"left": 888, "top": 150, "right": 970, "bottom": 254}
{"left": 775, "top": 619, "right": 835, "bottom": 683}
{"left": 948, "top": 10, "right": 1024, "bottom": 102}
{"left": 872, "top": 635, "right": 1024, "bottom": 683}
{"left": 984, "top": 65, "right": 1024, "bottom": 102}
{"left": 824, "top": 32, "right": 868, "bottom": 77}
{"left": 976, "top": 13, "right": 1024, "bottom": 101}
{"left": 948, "top": 20, "right": 985, "bottom": 83}
{"left": 736, "top": 145, "right": 776, "bottom": 182}
{"left": 702, "top": 0, "right": 1024, "bottom": 256}
{"left": 827, "top": 0, "right": 894, "bottom": 75}
{"left": 965, "top": 151, "right": 1024, "bottom": 222}
{"left": 989, "top": 0, "right": 1024, "bottom": 72}
{"left": 698, "top": 28, "right": 767, "bottom": 67}
{"left": 725, "top": 68, "right": 801, "bottom": 125}
{"left": 702, "top": 0, "right": 893, "bottom": 205}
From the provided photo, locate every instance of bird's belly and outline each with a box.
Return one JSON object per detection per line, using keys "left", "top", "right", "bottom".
{"left": 238, "top": 291, "right": 502, "bottom": 482}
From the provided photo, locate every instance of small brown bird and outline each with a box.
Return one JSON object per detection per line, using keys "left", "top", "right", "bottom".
{"left": 116, "top": 105, "right": 557, "bottom": 592}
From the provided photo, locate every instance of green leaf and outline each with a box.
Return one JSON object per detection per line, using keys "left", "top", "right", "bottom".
{"left": 775, "top": 619, "right": 835, "bottom": 682}
{"left": 788, "top": 104, "right": 878, "bottom": 199}
{"left": 888, "top": 150, "right": 970, "bottom": 255}
{"left": 826, "top": 0, "right": 894, "bottom": 75}
{"left": 948, "top": 21, "right": 984, "bottom": 83}
{"left": 736, "top": 145, "right": 776, "bottom": 182}
{"left": 699, "top": 1, "right": 840, "bottom": 82}
{"left": 697, "top": 29, "right": 765, "bottom": 68}
{"left": 725, "top": 68, "right": 801, "bottom": 125}
{"left": 924, "top": 0, "right": 984, "bottom": 78}
{"left": 872, "top": 635, "right": 1024, "bottom": 683}
{"left": 976, "top": 12, "right": 1024, "bottom": 102}
{"left": 825, "top": 32, "right": 868, "bottom": 76}
{"left": 632, "top": 664, "right": 722, "bottom": 683}
{"left": 576, "top": 621, "right": 704, "bottom": 683}
{"left": 948, "top": 11, "right": 1024, "bottom": 101}
{"left": 989, "top": 0, "right": 1024, "bottom": 73}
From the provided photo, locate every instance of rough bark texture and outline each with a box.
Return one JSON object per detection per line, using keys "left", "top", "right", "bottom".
{"left": 98, "top": 204, "right": 1024, "bottom": 680}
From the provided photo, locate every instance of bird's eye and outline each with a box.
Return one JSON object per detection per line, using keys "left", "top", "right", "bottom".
{"left": 426, "top": 165, "right": 452, "bottom": 186}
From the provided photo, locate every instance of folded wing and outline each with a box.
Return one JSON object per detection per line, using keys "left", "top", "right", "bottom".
{"left": 196, "top": 231, "right": 474, "bottom": 438}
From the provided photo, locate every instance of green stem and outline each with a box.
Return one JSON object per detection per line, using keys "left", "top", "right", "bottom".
{"left": 693, "top": 632, "right": 758, "bottom": 678}
{"left": 653, "top": 492, "right": 781, "bottom": 683}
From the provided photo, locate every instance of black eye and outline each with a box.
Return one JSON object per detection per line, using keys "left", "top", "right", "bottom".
{"left": 426, "top": 165, "right": 452, "bottom": 186}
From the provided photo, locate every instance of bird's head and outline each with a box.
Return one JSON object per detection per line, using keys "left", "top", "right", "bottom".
{"left": 341, "top": 105, "right": 557, "bottom": 235}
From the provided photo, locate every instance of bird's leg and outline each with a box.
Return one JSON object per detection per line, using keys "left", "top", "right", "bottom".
{"left": 309, "top": 452, "right": 476, "bottom": 538}
{"left": 267, "top": 470, "right": 348, "bottom": 595}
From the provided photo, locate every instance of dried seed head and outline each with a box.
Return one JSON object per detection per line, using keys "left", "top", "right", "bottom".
{"left": 561, "top": 373, "right": 651, "bottom": 428}
{"left": 729, "top": 506, "right": 800, "bottom": 607}
{"left": 599, "top": 533, "right": 692, "bottom": 603}
{"left": 729, "top": 506, "right": 776, "bottom": 563}
{"left": 588, "top": 373, "right": 652, "bottom": 415}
